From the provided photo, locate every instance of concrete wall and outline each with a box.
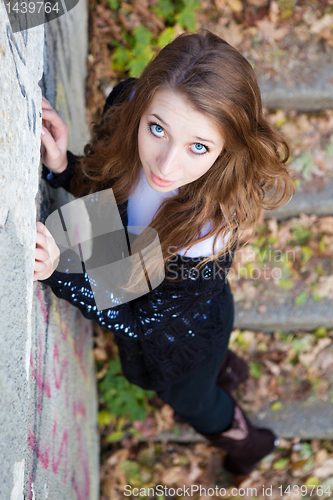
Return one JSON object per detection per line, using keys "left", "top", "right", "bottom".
{"left": 0, "top": 2, "right": 99, "bottom": 499}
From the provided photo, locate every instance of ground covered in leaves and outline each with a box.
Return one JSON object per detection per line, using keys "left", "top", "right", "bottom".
{"left": 97, "top": 331, "right": 333, "bottom": 500}
{"left": 95, "top": 210, "right": 333, "bottom": 498}
{"left": 230, "top": 213, "right": 333, "bottom": 311}
{"left": 95, "top": 214, "right": 333, "bottom": 498}
{"left": 84, "top": 0, "right": 333, "bottom": 498}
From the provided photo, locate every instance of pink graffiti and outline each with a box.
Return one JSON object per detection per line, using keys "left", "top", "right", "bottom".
{"left": 52, "top": 419, "right": 68, "bottom": 485}
{"left": 71, "top": 398, "right": 91, "bottom": 500}
{"left": 53, "top": 343, "right": 69, "bottom": 407}
{"left": 71, "top": 423, "right": 90, "bottom": 500}
{"left": 28, "top": 431, "right": 49, "bottom": 470}
{"left": 30, "top": 332, "right": 51, "bottom": 412}
{"left": 73, "top": 400, "right": 86, "bottom": 419}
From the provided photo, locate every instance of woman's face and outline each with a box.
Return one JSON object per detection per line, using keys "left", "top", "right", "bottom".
{"left": 137, "top": 89, "right": 225, "bottom": 192}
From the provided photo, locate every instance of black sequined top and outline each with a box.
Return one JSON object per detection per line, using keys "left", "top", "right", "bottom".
{"left": 40, "top": 79, "right": 236, "bottom": 400}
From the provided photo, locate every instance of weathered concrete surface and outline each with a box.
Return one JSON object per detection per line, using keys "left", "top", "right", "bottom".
{"left": 0, "top": 1, "right": 99, "bottom": 498}
{"left": 0, "top": 7, "right": 44, "bottom": 499}
{"left": 264, "top": 178, "right": 333, "bottom": 220}
{"left": 139, "top": 400, "right": 333, "bottom": 442}
{"left": 234, "top": 297, "right": 333, "bottom": 333}
{"left": 40, "top": 5, "right": 90, "bottom": 153}
{"left": 0, "top": 214, "right": 31, "bottom": 499}
{"left": 27, "top": 282, "right": 98, "bottom": 499}
{"left": 29, "top": 2, "right": 99, "bottom": 497}
{"left": 258, "top": 57, "right": 333, "bottom": 111}
{"left": 249, "top": 400, "right": 333, "bottom": 440}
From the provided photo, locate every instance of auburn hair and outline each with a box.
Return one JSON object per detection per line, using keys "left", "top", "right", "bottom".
{"left": 70, "top": 29, "right": 294, "bottom": 290}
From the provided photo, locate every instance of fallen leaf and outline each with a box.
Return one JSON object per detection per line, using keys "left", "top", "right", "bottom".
{"left": 106, "top": 449, "right": 129, "bottom": 467}
{"left": 263, "top": 359, "right": 281, "bottom": 377}
{"left": 267, "top": 217, "right": 278, "bottom": 238}
{"left": 277, "top": 225, "right": 292, "bottom": 248}
{"left": 155, "top": 404, "right": 175, "bottom": 432}
{"left": 310, "top": 14, "right": 333, "bottom": 35}
{"left": 317, "top": 217, "right": 333, "bottom": 235}
{"left": 187, "top": 459, "right": 202, "bottom": 482}
{"left": 94, "top": 347, "right": 108, "bottom": 362}
{"left": 228, "top": 0, "right": 243, "bottom": 13}
{"left": 313, "top": 346, "right": 333, "bottom": 372}
{"left": 313, "top": 458, "right": 333, "bottom": 479}
{"left": 225, "top": 20, "right": 245, "bottom": 46}
{"left": 247, "top": 0, "right": 268, "bottom": 6}
{"left": 315, "top": 448, "right": 329, "bottom": 467}
{"left": 316, "top": 275, "right": 333, "bottom": 299}
{"left": 214, "top": 0, "right": 227, "bottom": 9}
{"left": 256, "top": 18, "right": 289, "bottom": 41}
{"left": 299, "top": 338, "right": 332, "bottom": 366}
{"left": 162, "top": 465, "right": 185, "bottom": 484}
{"left": 269, "top": 0, "right": 279, "bottom": 23}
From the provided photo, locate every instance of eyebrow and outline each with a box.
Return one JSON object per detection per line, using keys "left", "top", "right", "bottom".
{"left": 149, "top": 113, "right": 217, "bottom": 145}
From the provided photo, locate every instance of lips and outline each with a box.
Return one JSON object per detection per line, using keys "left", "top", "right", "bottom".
{"left": 151, "top": 171, "right": 176, "bottom": 187}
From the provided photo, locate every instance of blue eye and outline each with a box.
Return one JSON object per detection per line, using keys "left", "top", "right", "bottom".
{"left": 147, "top": 121, "right": 210, "bottom": 155}
{"left": 191, "top": 143, "right": 208, "bottom": 155}
{"left": 154, "top": 125, "right": 164, "bottom": 134}
{"left": 148, "top": 122, "right": 164, "bottom": 137}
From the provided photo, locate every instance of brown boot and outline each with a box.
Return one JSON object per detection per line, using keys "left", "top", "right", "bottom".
{"left": 216, "top": 349, "right": 249, "bottom": 392}
{"left": 201, "top": 396, "right": 279, "bottom": 475}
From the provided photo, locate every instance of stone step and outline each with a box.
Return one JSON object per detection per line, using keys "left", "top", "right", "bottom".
{"left": 234, "top": 296, "right": 333, "bottom": 333}
{"left": 138, "top": 400, "right": 333, "bottom": 442}
{"left": 264, "top": 178, "right": 333, "bottom": 220}
{"left": 255, "top": 48, "right": 333, "bottom": 112}
{"left": 250, "top": 400, "right": 333, "bottom": 440}
{"left": 259, "top": 65, "right": 333, "bottom": 112}
{"left": 255, "top": 40, "right": 333, "bottom": 221}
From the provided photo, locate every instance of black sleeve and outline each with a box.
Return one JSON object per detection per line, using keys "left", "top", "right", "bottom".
{"left": 41, "top": 78, "right": 138, "bottom": 193}
{"left": 39, "top": 232, "right": 237, "bottom": 333}
{"left": 41, "top": 150, "right": 80, "bottom": 192}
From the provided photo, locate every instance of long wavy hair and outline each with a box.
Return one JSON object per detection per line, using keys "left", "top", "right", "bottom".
{"left": 70, "top": 30, "right": 294, "bottom": 292}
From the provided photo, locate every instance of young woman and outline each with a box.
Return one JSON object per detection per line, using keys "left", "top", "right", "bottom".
{"left": 35, "top": 30, "right": 294, "bottom": 477}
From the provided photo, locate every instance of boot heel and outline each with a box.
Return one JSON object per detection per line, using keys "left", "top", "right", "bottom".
{"left": 224, "top": 428, "right": 278, "bottom": 475}
{"left": 201, "top": 395, "right": 278, "bottom": 476}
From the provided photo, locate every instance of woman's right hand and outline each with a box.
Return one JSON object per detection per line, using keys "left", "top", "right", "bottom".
{"left": 40, "top": 96, "right": 69, "bottom": 174}
{"left": 33, "top": 222, "right": 61, "bottom": 282}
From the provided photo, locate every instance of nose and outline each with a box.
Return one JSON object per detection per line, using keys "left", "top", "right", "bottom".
{"left": 157, "top": 144, "right": 180, "bottom": 179}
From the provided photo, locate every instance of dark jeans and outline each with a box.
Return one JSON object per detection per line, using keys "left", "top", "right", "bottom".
{"left": 158, "top": 299, "right": 235, "bottom": 435}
